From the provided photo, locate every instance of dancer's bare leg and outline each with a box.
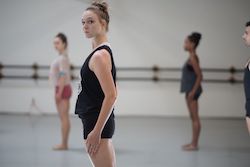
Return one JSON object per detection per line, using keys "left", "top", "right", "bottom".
{"left": 246, "top": 117, "right": 250, "bottom": 135}
{"left": 86, "top": 139, "right": 116, "bottom": 167}
{"left": 53, "top": 99, "right": 70, "bottom": 150}
{"left": 183, "top": 98, "right": 201, "bottom": 151}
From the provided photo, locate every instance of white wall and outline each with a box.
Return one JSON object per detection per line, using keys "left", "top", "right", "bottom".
{"left": 0, "top": 0, "right": 249, "bottom": 117}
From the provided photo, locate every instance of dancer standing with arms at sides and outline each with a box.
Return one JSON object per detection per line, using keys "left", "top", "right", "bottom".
{"left": 75, "top": 1, "right": 117, "bottom": 167}
{"left": 50, "top": 33, "right": 72, "bottom": 150}
{"left": 242, "top": 21, "right": 250, "bottom": 135}
{"left": 180, "top": 32, "right": 203, "bottom": 151}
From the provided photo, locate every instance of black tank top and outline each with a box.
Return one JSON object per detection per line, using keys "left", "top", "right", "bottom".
{"left": 75, "top": 45, "right": 116, "bottom": 118}
{"left": 244, "top": 65, "right": 250, "bottom": 100}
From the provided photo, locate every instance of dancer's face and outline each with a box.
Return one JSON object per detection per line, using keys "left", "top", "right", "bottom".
{"left": 184, "top": 38, "right": 194, "bottom": 52}
{"left": 82, "top": 10, "right": 106, "bottom": 39}
{"left": 243, "top": 26, "right": 250, "bottom": 47}
{"left": 53, "top": 37, "right": 66, "bottom": 54}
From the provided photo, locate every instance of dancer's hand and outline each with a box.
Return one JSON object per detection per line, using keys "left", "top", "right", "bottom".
{"left": 86, "top": 129, "right": 101, "bottom": 156}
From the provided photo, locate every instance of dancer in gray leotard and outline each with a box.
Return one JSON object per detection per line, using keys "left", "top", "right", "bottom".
{"left": 181, "top": 32, "right": 203, "bottom": 151}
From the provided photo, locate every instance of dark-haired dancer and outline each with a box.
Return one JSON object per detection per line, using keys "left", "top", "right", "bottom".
{"left": 181, "top": 32, "right": 203, "bottom": 151}
{"left": 75, "top": 1, "right": 117, "bottom": 166}
{"left": 50, "top": 33, "right": 72, "bottom": 150}
{"left": 242, "top": 21, "right": 250, "bottom": 135}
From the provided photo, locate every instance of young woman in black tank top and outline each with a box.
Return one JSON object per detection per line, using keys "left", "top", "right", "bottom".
{"left": 242, "top": 21, "right": 250, "bottom": 134}
{"left": 181, "top": 32, "right": 203, "bottom": 151}
{"left": 75, "top": 2, "right": 117, "bottom": 166}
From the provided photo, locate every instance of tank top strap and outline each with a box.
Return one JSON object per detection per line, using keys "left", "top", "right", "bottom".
{"left": 89, "top": 45, "right": 116, "bottom": 82}
{"left": 93, "top": 45, "right": 115, "bottom": 66}
{"left": 96, "top": 45, "right": 113, "bottom": 58}
{"left": 100, "top": 45, "right": 116, "bottom": 83}
{"left": 88, "top": 45, "right": 112, "bottom": 59}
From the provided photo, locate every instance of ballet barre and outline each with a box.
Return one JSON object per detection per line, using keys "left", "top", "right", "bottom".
{"left": 0, "top": 63, "right": 244, "bottom": 84}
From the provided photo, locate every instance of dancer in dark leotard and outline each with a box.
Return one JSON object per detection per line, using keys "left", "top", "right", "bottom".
{"left": 242, "top": 21, "right": 250, "bottom": 134}
{"left": 181, "top": 32, "right": 203, "bottom": 151}
{"left": 181, "top": 61, "right": 202, "bottom": 100}
{"left": 75, "top": 1, "right": 117, "bottom": 166}
{"left": 76, "top": 45, "right": 116, "bottom": 140}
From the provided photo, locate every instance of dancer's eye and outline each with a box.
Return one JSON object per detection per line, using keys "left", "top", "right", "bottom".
{"left": 87, "top": 20, "right": 94, "bottom": 24}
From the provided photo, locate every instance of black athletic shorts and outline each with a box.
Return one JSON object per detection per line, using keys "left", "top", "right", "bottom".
{"left": 186, "top": 88, "right": 202, "bottom": 101}
{"left": 81, "top": 113, "right": 115, "bottom": 140}
{"left": 245, "top": 101, "right": 250, "bottom": 117}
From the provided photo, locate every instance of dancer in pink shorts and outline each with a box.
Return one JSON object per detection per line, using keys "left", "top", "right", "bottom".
{"left": 50, "top": 33, "right": 72, "bottom": 150}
